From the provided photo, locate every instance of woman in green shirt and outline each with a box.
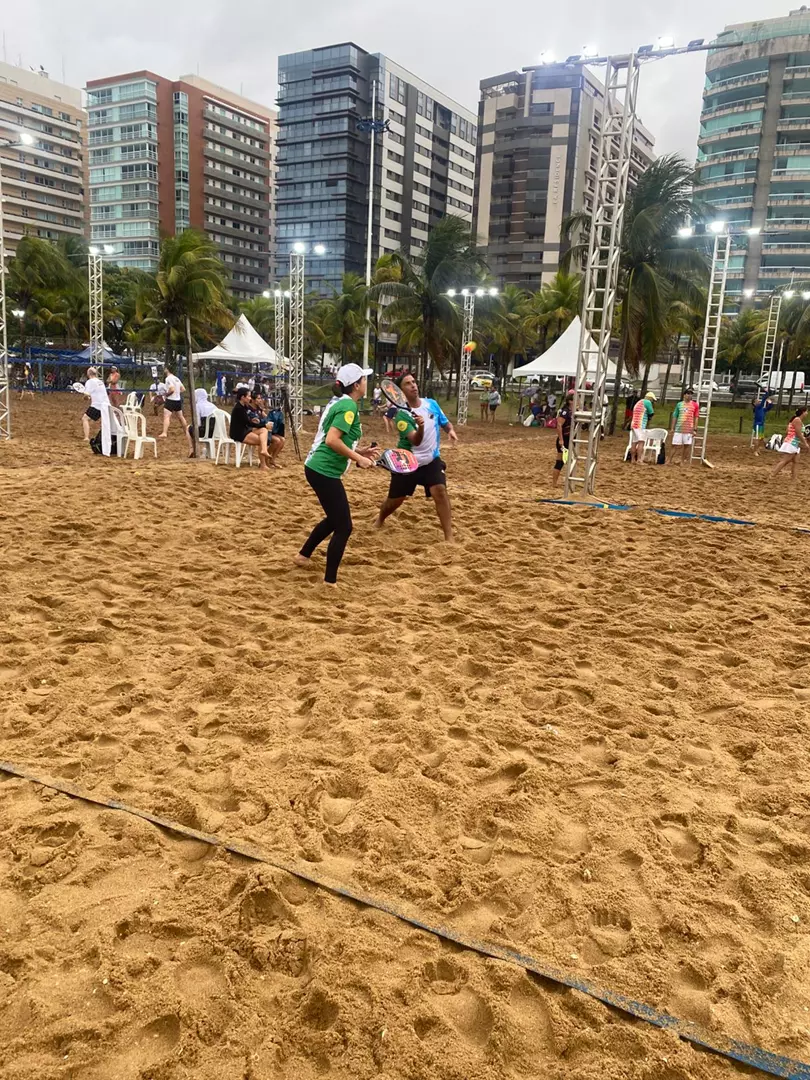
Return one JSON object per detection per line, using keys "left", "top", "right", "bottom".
{"left": 294, "top": 363, "right": 379, "bottom": 584}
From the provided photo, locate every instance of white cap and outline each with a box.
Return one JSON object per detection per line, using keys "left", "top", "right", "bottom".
{"left": 336, "top": 363, "right": 372, "bottom": 386}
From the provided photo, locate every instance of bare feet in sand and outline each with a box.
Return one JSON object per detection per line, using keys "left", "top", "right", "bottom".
{"left": 293, "top": 554, "right": 315, "bottom": 569}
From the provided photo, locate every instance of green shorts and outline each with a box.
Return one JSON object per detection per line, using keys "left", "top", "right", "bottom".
{"left": 753, "top": 424, "right": 765, "bottom": 438}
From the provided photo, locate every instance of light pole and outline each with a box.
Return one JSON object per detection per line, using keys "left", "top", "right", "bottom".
{"left": 288, "top": 241, "right": 325, "bottom": 431}
{"left": 357, "top": 78, "right": 389, "bottom": 370}
{"left": 446, "top": 287, "right": 498, "bottom": 425}
{"left": 87, "top": 244, "right": 115, "bottom": 372}
{"left": 0, "top": 129, "right": 35, "bottom": 441}
{"left": 263, "top": 287, "right": 291, "bottom": 370}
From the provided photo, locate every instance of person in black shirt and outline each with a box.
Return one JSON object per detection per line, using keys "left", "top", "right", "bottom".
{"left": 552, "top": 390, "right": 574, "bottom": 486}
{"left": 230, "top": 388, "right": 271, "bottom": 469}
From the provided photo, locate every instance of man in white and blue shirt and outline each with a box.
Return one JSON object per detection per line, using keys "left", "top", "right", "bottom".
{"left": 375, "top": 372, "right": 458, "bottom": 541}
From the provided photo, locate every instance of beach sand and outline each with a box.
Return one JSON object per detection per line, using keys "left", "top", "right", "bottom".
{"left": 1, "top": 394, "right": 810, "bottom": 1080}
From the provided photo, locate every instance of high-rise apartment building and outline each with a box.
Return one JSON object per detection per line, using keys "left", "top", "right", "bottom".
{"left": 698, "top": 9, "right": 810, "bottom": 298}
{"left": 276, "top": 43, "right": 477, "bottom": 294}
{"left": 85, "top": 71, "right": 276, "bottom": 297}
{"left": 0, "top": 61, "right": 86, "bottom": 256}
{"left": 473, "top": 64, "right": 655, "bottom": 290}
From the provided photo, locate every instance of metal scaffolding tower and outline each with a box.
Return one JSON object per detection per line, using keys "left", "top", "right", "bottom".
{"left": 88, "top": 252, "right": 104, "bottom": 370}
{"left": 758, "top": 294, "right": 782, "bottom": 393}
{"left": 274, "top": 289, "right": 286, "bottom": 368}
{"left": 691, "top": 231, "right": 731, "bottom": 465}
{"left": 564, "top": 54, "right": 641, "bottom": 497}
{"left": 0, "top": 165, "right": 9, "bottom": 441}
{"left": 289, "top": 252, "right": 305, "bottom": 432}
{"left": 457, "top": 291, "right": 476, "bottom": 426}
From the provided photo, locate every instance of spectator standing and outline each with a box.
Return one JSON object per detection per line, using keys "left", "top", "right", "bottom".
{"left": 630, "top": 392, "right": 656, "bottom": 463}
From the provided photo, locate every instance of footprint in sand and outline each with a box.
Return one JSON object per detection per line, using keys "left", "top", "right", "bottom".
{"left": 656, "top": 815, "right": 704, "bottom": 865}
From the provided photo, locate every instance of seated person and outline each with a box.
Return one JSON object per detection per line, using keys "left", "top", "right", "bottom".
{"left": 230, "top": 387, "right": 271, "bottom": 470}
{"left": 249, "top": 390, "right": 286, "bottom": 467}
{"left": 190, "top": 387, "right": 216, "bottom": 440}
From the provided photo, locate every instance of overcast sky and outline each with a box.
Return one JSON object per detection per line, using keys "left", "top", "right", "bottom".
{"left": 2, "top": 0, "right": 798, "bottom": 156}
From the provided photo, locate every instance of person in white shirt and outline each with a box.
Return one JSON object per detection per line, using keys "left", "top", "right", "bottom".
{"left": 81, "top": 367, "right": 109, "bottom": 441}
{"left": 160, "top": 367, "right": 193, "bottom": 452}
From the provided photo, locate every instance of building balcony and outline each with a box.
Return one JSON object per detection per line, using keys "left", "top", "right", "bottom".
{"left": 0, "top": 99, "right": 82, "bottom": 140}
{"left": 762, "top": 242, "right": 810, "bottom": 252}
{"left": 769, "top": 192, "right": 810, "bottom": 203}
{"left": 765, "top": 216, "right": 810, "bottom": 227}
{"left": 699, "top": 172, "right": 757, "bottom": 188}
{"left": 782, "top": 92, "right": 810, "bottom": 105}
{"left": 777, "top": 117, "right": 810, "bottom": 131}
{"left": 705, "top": 194, "right": 755, "bottom": 208}
{"left": 706, "top": 69, "right": 768, "bottom": 93}
{"left": 771, "top": 168, "right": 810, "bottom": 179}
{"left": 757, "top": 264, "right": 810, "bottom": 275}
{"left": 203, "top": 124, "right": 270, "bottom": 160}
{"left": 203, "top": 145, "right": 269, "bottom": 179}
{"left": 699, "top": 122, "right": 763, "bottom": 145}
{"left": 698, "top": 145, "right": 760, "bottom": 165}
{"left": 700, "top": 97, "right": 765, "bottom": 119}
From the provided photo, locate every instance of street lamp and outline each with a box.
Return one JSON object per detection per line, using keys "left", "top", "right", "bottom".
{"left": 446, "top": 286, "right": 499, "bottom": 425}
{"left": 1, "top": 129, "right": 36, "bottom": 440}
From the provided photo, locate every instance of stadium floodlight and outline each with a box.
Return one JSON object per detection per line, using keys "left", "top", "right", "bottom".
{"left": 708, "top": 220, "right": 726, "bottom": 234}
{"left": 678, "top": 226, "right": 694, "bottom": 237}
{"left": 565, "top": 55, "right": 583, "bottom": 65}
{"left": 539, "top": 50, "right": 556, "bottom": 64}
{"left": 11, "top": 309, "right": 24, "bottom": 318}
{"left": 88, "top": 246, "right": 100, "bottom": 255}
{"left": 747, "top": 226, "right": 761, "bottom": 236}
{"left": 803, "top": 291, "right": 810, "bottom": 300}
{"left": 103, "top": 244, "right": 115, "bottom": 254}
{"left": 460, "top": 288, "right": 469, "bottom": 296}
{"left": 313, "top": 243, "right": 326, "bottom": 255}
{"left": 262, "top": 290, "right": 271, "bottom": 299}
{"left": 687, "top": 38, "right": 705, "bottom": 49}
{"left": 743, "top": 288, "right": 755, "bottom": 297}
{"left": 784, "top": 289, "right": 796, "bottom": 298}
{"left": 656, "top": 35, "right": 675, "bottom": 49}
{"left": 637, "top": 44, "right": 654, "bottom": 55}
{"left": 293, "top": 241, "right": 306, "bottom": 253}
{"left": 446, "top": 289, "right": 456, "bottom": 297}
{"left": 582, "top": 44, "right": 599, "bottom": 57}
{"left": 18, "top": 131, "right": 34, "bottom": 146}
{"left": 475, "top": 288, "right": 485, "bottom": 297}
{"left": 489, "top": 287, "right": 499, "bottom": 296}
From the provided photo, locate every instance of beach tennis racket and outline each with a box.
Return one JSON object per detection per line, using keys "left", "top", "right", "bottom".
{"left": 70, "top": 382, "right": 86, "bottom": 393}
{"left": 369, "top": 443, "right": 418, "bottom": 473}
{"left": 380, "top": 378, "right": 415, "bottom": 415}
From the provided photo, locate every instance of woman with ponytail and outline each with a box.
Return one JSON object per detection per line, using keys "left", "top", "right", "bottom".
{"left": 772, "top": 406, "right": 810, "bottom": 480}
{"left": 294, "top": 364, "right": 379, "bottom": 584}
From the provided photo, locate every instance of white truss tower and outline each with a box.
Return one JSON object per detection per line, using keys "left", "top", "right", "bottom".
{"left": 691, "top": 231, "right": 731, "bottom": 465}
{"left": 289, "top": 252, "right": 305, "bottom": 432}
{"left": 457, "top": 292, "right": 476, "bottom": 426}
{"left": 0, "top": 165, "right": 9, "bottom": 440}
{"left": 274, "top": 290, "right": 285, "bottom": 368}
{"left": 564, "top": 55, "right": 641, "bottom": 497}
{"left": 88, "top": 253, "right": 104, "bottom": 370}
{"left": 758, "top": 294, "right": 782, "bottom": 394}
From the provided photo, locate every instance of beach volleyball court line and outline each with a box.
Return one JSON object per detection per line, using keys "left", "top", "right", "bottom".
{"left": 539, "top": 498, "right": 810, "bottom": 534}
{"left": 1, "top": 758, "right": 808, "bottom": 1080}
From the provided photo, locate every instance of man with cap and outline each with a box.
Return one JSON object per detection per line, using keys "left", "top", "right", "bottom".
{"left": 630, "top": 391, "right": 656, "bottom": 463}
{"left": 669, "top": 388, "right": 699, "bottom": 466}
{"left": 375, "top": 371, "right": 458, "bottom": 541}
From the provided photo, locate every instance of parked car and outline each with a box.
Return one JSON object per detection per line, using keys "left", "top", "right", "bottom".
{"left": 732, "top": 379, "right": 760, "bottom": 398}
{"left": 699, "top": 379, "right": 720, "bottom": 392}
{"left": 470, "top": 370, "right": 496, "bottom": 389}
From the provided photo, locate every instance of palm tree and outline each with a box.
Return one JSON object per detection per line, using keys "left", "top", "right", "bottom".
{"left": 136, "top": 230, "right": 231, "bottom": 366}
{"left": 7, "top": 237, "right": 73, "bottom": 353}
{"left": 317, "top": 273, "right": 369, "bottom": 363}
{"left": 717, "top": 308, "right": 765, "bottom": 397}
{"left": 240, "top": 294, "right": 275, "bottom": 340}
{"left": 523, "top": 271, "right": 581, "bottom": 352}
{"left": 483, "top": 284, "right": 529, "bottom": 385}
{"left": 371, "top": 215, "right": 487, "bottom": 381}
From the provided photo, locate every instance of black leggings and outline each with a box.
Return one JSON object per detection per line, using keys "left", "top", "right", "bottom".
{"left": 300, "top": 466, "right": 353, "bottom": 583}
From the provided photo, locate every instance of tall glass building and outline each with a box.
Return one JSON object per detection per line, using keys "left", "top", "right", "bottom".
{"left": 276, "top": 43, "right": 477, "bottom": 294}
{"left": 698, "top": 9, "right": 810, "bottom": 298}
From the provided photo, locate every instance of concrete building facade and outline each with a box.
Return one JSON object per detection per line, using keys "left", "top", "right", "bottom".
{"left": 698, "top": 8, "right": 810, "bottom": 298}
{"left": 0, "top": 61, "right": 86, "bottom": 256}
{"left": 276, "top": 43, "right": 477, "bottom": 294}
{"left": 85, "top": 71, "right": 276, "bottom": 297}
{"left": 473, "top": 63, "right": 655, "bottom": 290}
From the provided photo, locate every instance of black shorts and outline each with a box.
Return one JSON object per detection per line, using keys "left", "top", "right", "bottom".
{"left": 388, "top": 456, "right": 446, "bottom": 499}
{"left": 85, "top": 406, "right": 101, "bottom": 422}
{"left": 165, "top": 398, "right": 183, "bottom": 413}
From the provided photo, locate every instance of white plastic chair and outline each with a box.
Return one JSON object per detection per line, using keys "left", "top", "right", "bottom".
{"left": 641, "top": 427, "right": 668, "bottom": 463}
{"left": 108, "top": 407, "right": 129, "bottom": 458}
{"left": 214, "top": 408, "right": 254, "bottom": 468}
{"left": 124, "top": 392, "right": 139, "bottom": 409}
{"left": 121, "top": 409, "right": 157, "bottom": 459}
{"left": 199, "top": 408, "right": 226, "bottom": 460}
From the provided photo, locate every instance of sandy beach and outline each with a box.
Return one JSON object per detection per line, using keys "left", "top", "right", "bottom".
{"left": 2, "top": 393, "right": 810, "bottom": 1080}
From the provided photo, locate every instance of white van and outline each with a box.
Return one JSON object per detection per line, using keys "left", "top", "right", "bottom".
{"left": 758, "top": 371, "right": 806, "bottom": 393}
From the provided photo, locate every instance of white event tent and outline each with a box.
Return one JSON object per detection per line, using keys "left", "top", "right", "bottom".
{"left": 192, "top": 314, "right": 284, "bottom": 371}
{"left": 511, "top": 317, "right": 616, "bottom": 380}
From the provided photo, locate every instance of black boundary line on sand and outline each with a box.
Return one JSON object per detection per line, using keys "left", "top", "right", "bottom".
{"left": 1, "top": 760, "right": 809, "bottom": 1079}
